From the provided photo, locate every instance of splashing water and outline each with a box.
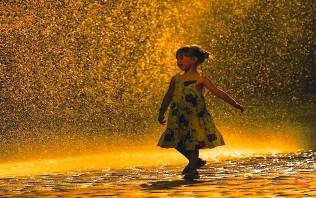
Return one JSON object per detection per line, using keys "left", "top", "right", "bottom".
{"left": 0, "top": 0, "right": 315, "bottom": 179}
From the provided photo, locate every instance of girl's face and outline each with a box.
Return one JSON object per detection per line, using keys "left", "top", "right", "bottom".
{"left": 176, "top": 55, "right": 198, "bottom": 71}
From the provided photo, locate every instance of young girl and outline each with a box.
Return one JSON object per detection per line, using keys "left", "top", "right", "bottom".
{"left": 157, "top": 45, "right": 244, "bottom": 180}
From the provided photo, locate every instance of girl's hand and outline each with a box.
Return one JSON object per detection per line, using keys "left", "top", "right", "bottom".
{"left": 158, "top": 114, "right": 166, "bottom": 125}
{"left": 234, "top": 103, "right": 244, "bottom": 112}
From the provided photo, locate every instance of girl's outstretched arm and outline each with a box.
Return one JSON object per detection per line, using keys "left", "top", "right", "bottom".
{"left": 158, "top": 76, "right": 176, "bottom": 124}
{"left": 202, "top": 76, "right": 244, "bottom": 112}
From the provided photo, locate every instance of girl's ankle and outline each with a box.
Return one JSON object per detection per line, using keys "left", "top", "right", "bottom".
{"left": 187, "top": 164, "right": 197, "bottom": 171}
{"left": 188, "top": 161, "right": 198, "bottom": 168}
{"left": 186, "top": 168, "right": 198, "bottom": 175}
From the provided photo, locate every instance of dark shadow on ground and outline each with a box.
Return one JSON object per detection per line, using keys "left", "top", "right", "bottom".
{"left": 140, "top": 179, "right": 205, "bottom": 190}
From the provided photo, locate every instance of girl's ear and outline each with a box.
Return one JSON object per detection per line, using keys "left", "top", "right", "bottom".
{"left": 191, "top": 56, "right": 198, "bottom": 63}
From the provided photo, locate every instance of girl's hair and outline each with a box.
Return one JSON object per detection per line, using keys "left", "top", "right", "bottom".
{"left": 176, "top": 45, "right": 210, "bottom": 64}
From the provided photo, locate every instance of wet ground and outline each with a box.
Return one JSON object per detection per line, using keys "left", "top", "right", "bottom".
{"left": 0, "top": 150, "right": 315, "bottom": 197}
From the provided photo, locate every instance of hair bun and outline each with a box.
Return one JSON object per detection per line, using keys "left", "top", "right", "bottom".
{"left": 176, "top": 45, "right": 210, "bottom": 64}
{"left": 202, "top": 50, "right": 210, "bottom": 59}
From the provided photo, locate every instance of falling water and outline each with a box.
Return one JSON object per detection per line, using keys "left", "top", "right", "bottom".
{"left": 0, "top": 0, "right": 315, "bottom": 196}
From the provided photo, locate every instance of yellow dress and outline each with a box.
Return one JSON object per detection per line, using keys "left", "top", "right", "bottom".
{"left": 157, "top": 73, "right": 225, "bottom": 151}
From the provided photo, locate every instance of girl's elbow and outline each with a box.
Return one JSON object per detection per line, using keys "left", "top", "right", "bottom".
{"left": 211, "top": 90, "right": 223, "bottom": 98}
{"left": 217, "top": 92, "right": 227, "bottom": 99}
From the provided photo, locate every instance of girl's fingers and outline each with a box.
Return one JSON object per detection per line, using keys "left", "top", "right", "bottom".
{"left": 158, "top": 119, "right": 166, "bottom": 125}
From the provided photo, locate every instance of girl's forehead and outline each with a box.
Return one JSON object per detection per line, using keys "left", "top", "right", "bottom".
{"left": 176, "top": 54, "right": 192, "bottom": 59}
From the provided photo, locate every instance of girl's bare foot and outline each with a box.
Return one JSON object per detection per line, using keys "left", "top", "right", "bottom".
{"left": 181, "top": 158, "right": 206, "bottom": 175}
{"left": 183, "top": 169, "right": 200, "bottom": 180}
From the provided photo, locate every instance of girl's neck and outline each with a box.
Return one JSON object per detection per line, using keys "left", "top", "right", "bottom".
{"left": 184, "top": 67, "right": 199, "bottom": 74}
{"left": 184, "top": 70, "right": 198, "bottom": 74}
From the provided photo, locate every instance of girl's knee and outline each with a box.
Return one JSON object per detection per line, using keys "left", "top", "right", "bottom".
{"left": 176, "top": 146, "right": 186, "bottom": 153}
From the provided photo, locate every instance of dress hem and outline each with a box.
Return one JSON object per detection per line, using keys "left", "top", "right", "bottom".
{"left": 157, "top": 144, "right": 225, "bottom": 150}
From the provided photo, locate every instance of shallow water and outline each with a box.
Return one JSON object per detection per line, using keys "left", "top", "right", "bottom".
{"left": 0, "top": 150, "right": 314, "bottom": 197}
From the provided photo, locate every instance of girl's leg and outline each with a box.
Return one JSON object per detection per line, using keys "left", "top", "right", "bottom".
{"left": 183, "top": 149, "right": 200, "bottom": 179}
{"left": 176, "top": 146, "right": 201, "bottom": 161}
{"left": 197, "top": 149, "right": 199, "bottom": 159}
{"left": 175, "top": 146, "right": 190, "bottom": 160}
{"left": 187, "top": 149, "right": 199, "bottom": 171}
{"left": 176, "top": 146, "right": 206, "bottom": 175}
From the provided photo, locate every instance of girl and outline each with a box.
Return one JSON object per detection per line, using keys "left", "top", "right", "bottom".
{"left": 157, "top": 45, "right": 244, "bottom": 180}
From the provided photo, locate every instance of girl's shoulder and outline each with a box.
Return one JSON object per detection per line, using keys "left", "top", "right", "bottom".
{"left": 196, "top": 73, "right": 208, "bottom": 84}
{"left": 169, "top": 73, "right": 181, "bottom": 85}
{"left": 172, "top": 73, "right": 182, "bottom": 81}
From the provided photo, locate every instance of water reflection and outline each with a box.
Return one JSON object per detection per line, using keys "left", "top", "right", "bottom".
{"left": 0, "top": 150, "right": 314, "bottom": 197}
{"left": 141, "top": 180, "right": 203, "bottom": 190}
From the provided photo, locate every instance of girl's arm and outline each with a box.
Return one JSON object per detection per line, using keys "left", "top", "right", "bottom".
{"left": 202, "top": 76, "right": 244, "bottom": 112}
{"left": 158, "top": 76, "right": 176, "bottom": 124}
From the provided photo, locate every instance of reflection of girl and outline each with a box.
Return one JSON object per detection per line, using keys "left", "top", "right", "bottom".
{"left": 157, "top": 45, "right": 244, "bottom": 180}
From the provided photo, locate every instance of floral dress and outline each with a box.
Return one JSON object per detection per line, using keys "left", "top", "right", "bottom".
{"left": 157, "top": 73, "right": 225, "bottom": 151}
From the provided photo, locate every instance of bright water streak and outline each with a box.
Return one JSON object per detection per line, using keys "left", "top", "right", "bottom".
{"left": 0, "top": 150, "right": 314, "bottom": 197}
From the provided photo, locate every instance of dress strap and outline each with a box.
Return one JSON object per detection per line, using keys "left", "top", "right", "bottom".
{"left": 175, "top": 73, "right": 181, "bottom": 81}
{"left": 173, "top": 73, "right": 179, "bottom": 84}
